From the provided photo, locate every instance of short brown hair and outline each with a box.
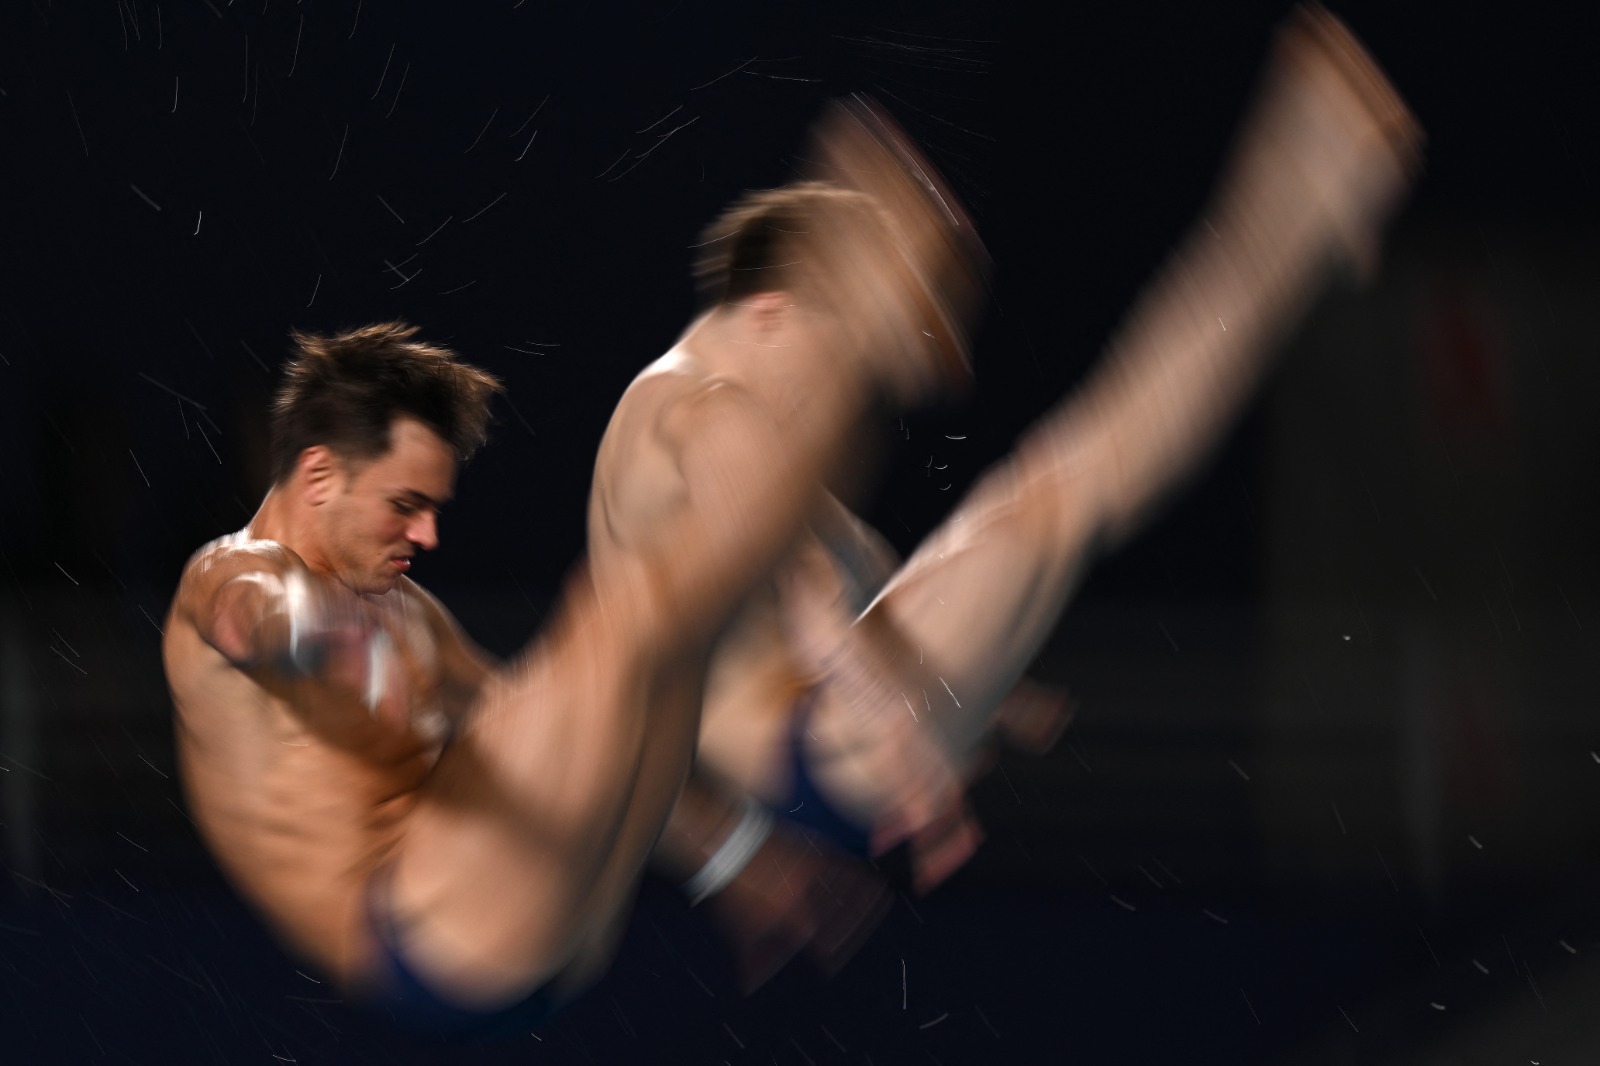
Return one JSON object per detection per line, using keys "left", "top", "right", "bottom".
{"left": 692, "top": 182, "right": 896, "bottom": 307}
{"left": 269, "top": 322, "right": 503, "bottom": 483}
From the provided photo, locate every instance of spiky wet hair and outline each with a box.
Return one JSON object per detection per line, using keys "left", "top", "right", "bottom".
{"left": 268, "top": 322, "right": 504, "bottom": 483}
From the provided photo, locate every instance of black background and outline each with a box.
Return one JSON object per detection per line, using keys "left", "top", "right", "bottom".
{"left": 2, "top": 1, "right": 1598, "bottom": 1062}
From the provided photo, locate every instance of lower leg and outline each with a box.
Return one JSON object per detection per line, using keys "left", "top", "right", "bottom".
{"left": 862, "top": 5, "right": 1423, "bottom": 763}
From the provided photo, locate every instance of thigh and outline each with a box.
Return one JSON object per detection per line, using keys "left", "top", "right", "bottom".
{"left": 377, "top": 605, "right": 700, "bottom": 1008}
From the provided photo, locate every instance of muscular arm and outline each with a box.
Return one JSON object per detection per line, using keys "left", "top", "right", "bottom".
{"left": 592, "top": 370, "right": 873, "bottom": 654}
{"left": 176, "top": 539, "right": 396, "bottom": 709}
{"left": 179, "top": 541, "right": 303, "bottom": 672}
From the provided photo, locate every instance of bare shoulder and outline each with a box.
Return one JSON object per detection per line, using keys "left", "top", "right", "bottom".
{"left": 166, "top": 532, "right": 323, "bottom": 673}
{"left": 611, "top": 352, "right": 755, "bottom": 442}
{"left": 172, "top": 533, "right": 300, "bottom": 621}
{"left": 389, "top": 575, "right": 462, "bottom": 640}
{"left": 631, "top": 358, "right": 774, "bottom": 465}
{"left": 391, "top": 576, "right": 497, "bottom": 709}
{"left": 182, "top": 531, "right": 298, "bottom": 574}
{"left": 391, "top": 573, "right": 445, "bottom": 613}
{"left": 593, "top": 352, "right": 765, "bottom": 548}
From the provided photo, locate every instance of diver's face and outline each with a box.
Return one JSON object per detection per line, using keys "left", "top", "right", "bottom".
{"left": 320, "top": 417, "right": 456, "bottom": 595}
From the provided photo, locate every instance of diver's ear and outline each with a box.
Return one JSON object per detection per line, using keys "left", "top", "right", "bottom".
{"left": 297, "top": 446, "right": 343, "bottom": 507}
{"left": 744, "top": 290, "right": 793, "bottom": 335}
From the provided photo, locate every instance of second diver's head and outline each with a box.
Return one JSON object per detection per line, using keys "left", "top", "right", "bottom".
{"left": 693, "top": 181, "right": 972, "bottom": 405}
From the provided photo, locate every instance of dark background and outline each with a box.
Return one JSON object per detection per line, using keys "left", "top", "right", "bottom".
{"left": 2, "top": 1, "right": 1599, "bottom": 1062}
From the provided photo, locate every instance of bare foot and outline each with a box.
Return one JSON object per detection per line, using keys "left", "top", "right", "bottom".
{"left": 807, "top": 95, "right": 991, "bottom": 400}
{"left": 1229, "top": 3, "right": 1424, "bottom": 276}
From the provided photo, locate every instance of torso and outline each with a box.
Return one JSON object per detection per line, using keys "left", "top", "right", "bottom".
{"left": 163, "top": 535, "right": 451, "bottom": 983}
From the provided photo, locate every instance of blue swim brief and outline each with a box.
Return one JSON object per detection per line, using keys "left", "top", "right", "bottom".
{"left": 360, "top": 866, "right": 565, "bottom": 1041}
{"left": 780, "top": 690, "right": 873, "bottom": 857}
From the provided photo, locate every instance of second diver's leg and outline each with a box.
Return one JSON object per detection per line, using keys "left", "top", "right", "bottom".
{"left": 803, "top": 5, "right": 1423, "bottom": 843}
